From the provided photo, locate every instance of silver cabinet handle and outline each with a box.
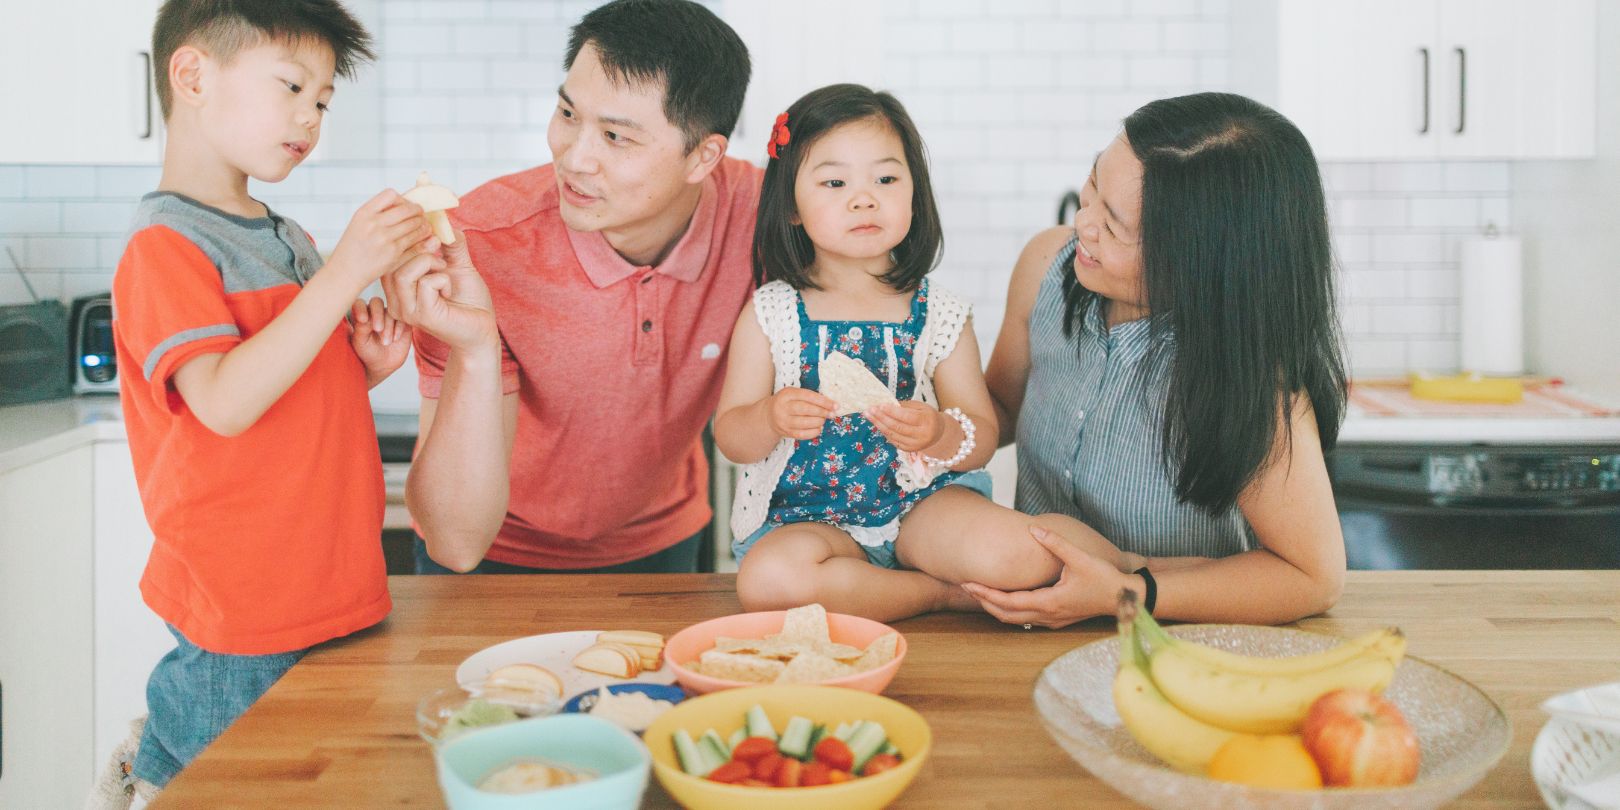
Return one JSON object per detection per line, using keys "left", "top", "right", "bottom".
{"left": 1418, "top": 47, "right": 1431, "bottom": 134}
{"left": 137, "top": 51, "right": 153, "bottom": 140}
{"left": 1454, "top": 47, "right": 1467, "bottom": 134}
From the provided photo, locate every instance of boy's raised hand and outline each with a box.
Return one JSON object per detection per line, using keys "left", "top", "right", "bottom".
{"left": 348, "top": 296, "right": 410, "bottom": 387}
{"left": 328, "top": 190, "right": 431, "bottom": 289}
{"left": 768, "top": 387, "right": 837, "bottom": 440}
{"left": 866, "top": 401, "right": 946, "bottom": 453}
{"left": 383, "top": 229, "right": 496, "bottom": 352}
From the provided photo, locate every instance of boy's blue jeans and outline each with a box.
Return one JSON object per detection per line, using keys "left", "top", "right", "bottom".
{"left": 132, "top": 624, "right": 306, "bottom": 786}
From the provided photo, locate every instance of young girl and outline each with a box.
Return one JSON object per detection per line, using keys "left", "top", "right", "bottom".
{"left": 715, "top": 84, "right": 1140, "bottom": 623}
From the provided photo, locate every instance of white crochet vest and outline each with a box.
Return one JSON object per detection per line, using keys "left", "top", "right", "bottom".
{"left": 728, "top": 279, "right": 973, "bottom": 541}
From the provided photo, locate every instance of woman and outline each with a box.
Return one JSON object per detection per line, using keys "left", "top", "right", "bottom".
{"left": 967, "top": 92, "right": 1349, "bottom": 628}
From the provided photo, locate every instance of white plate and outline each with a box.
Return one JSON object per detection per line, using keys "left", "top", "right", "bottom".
{"left": 1544, "top": 683, "right": 1620, "bottom": 737}
{"left": 1532, "top": 716, "right": 1620, "bottom": 810}
{"left": 456, "top": 630, "right": 676, "bottom": 698}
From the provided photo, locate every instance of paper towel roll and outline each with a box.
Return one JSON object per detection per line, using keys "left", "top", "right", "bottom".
{"left": 1458, "top": 234, "right": 1523, "bottom": 376}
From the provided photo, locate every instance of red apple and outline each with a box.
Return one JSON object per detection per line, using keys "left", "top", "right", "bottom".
{"left": 1300, "top": 688, "right": 1421, "bottom": 787}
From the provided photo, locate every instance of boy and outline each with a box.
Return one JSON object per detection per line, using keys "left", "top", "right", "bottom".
{"left": 109, "top": 0, "right": 435, "bottom": 795}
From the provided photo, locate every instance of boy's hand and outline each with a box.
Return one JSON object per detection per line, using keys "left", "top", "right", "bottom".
{"left": 769, "top": 387, "right": 837, "bottom": 440}
{"left": 349, "top": 296, "right": 410, "bottom": 386}
{"left": 383, "top": 231, "right": 496, "bottom": 352}
{"left": 866, "top": 401, "right": 946, "bottom": 453}
{"left": 328, "top": 190, "right": 431, "bottom": 289}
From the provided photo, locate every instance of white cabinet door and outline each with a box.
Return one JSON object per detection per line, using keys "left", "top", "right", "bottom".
{"left": 1277, "top": 1, "right": 1440, "bottom": 161}
{"left": 91, "top": 441, "right": 168, "bottom": 775}
{"left": 0, "top": 0, "right": 164, "bottom": 164}
{"left": 1439, "top": 0, "right": 1596, "bottom": 159}
{"left": 0, "top": 447, "right": 95, "bottom": 810}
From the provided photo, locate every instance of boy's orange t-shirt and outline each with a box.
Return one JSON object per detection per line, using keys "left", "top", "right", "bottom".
{"left": 414, "top": 158, "right": 762, "bottom": 569}
{"left": 113, "top": 192, "right": 390, "bottom": 655}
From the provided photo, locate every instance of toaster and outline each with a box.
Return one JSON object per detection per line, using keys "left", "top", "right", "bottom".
{"left": 71, "top": 294, "right": 118, "bottom": 394}
{"left": 0, "top": 300, "right": 72, "bottom": 405}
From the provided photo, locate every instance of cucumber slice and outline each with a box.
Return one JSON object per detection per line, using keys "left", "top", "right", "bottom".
{"left": 728, "top": 726, "right": 747, "bottom": 750}
{"left": 880, "top": 740, "right": 900, "bottom": 757}
{"left": 674, "top": 729, "right": 712, "bottom": 776}
{"left": 777, "top": 716, "right": 815, "bottom": 760}
{"left": 806, "top": 723, "right": 829, "bottom": 752}
{"left": 699, "top": 728, "right": 731, "bottom": 767}
{"left": 846, "top": 721, "right": 889, "bottom": 772}
{"left": 745, "top": 705, "right": 778, "bottom": 741}
{"left": 833, "top": 722, "right": 855, "bottom": 741}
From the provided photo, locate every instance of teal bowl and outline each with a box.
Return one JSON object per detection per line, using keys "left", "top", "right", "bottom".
{"left": 435, "top": 713, "right": 651, "bottom": 810}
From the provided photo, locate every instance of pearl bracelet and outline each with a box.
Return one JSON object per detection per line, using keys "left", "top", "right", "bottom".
{"left": 922, "top": 407, "right": 976, "bottom": 470}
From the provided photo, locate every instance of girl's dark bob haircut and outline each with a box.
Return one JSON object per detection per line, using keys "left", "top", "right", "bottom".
{"left": 752, "top": 83, "right": 942, "bottom": 291}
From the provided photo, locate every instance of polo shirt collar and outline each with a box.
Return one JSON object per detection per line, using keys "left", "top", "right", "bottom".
{"left": 567, "top": 176, "right": 717, "bottom": 288}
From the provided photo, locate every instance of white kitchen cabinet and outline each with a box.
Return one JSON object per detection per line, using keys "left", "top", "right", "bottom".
{"left": 0, "top": 0, "right": 165, "bottom": 163}
{"left": 1235, "top": 0, "right": 1596, "bottom": 161}
{"left": 0, "top": 438, "right": 166, "bottom": 809}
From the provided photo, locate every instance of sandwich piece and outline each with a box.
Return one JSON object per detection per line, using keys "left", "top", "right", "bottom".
{"left": 818, "top": 351, "right": 897, "bottom": 416}
{"left": 401, "top": 171, "right": 461, "bottom": 245}
{"left": 480, "top": 663, "right": 563, "bottom": 710}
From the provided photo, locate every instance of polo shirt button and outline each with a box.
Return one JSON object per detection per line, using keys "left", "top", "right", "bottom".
{"left": 641, "top": 320, "right": 653, "bottom": 332}
{"left": 1064, "top": 470, "right": 1072, "bottom": 479}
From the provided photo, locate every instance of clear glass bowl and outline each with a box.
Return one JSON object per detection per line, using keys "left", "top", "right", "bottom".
{"left": 1033, "top": 624, "right": 1512, "bottom": 810}
{"left": 416, "top": 685, "right": 562, "bottom": 748}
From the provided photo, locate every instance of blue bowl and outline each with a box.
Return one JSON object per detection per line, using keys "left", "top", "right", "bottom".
{"left": 562, "top": 683, "right": 688, "bottom": 715}
{"left": 435, "top": 713, "right": 651, "bottom": 810}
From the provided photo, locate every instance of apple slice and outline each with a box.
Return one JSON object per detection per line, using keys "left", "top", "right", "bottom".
{"left": 572, "top": 643, "right": 641, "bottom": 679}
{"left": 401, "top": 171, "right": 460, "bottom": 245}
{"left": 480, "top": 662, "right": 563, "bottom": 709}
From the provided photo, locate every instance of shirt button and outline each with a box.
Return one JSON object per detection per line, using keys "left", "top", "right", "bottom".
{"left": 1064, "top": 470, "right": 1073, "bottom": 479}
{"left": 641, "top": 320, "right": 653, "bottom": 332}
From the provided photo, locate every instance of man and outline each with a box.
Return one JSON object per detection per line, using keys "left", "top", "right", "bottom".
{"left": 387, "top": 0, "right": 759, "bottom": 574}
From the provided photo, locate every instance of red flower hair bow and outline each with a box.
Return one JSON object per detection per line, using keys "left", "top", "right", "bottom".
{"left": 768, "top": 112, "right": 792, "bottom": 159}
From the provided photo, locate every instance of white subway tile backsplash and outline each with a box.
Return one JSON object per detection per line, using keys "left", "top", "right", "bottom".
{"left": 1443, "top": 162, "right": 1511, "bottom": 193}
{"left": 0, "top": 0, "right": 1513, "bottom": 375}
{"left": 1128, "top": 55, "right": 1199, "bottom": 87}
{"left": 0, "top": 202, "right": 63, "bottom": 234}
{"left": 1162, "top": 21, "right": 1228, "bottom": 53}
{"left": 949, "top": 21, "right": 1019, "bottom": 52}
{"left": 1090, "top": 21, "right": 1161, "bottom": 52}
{"left": 61, "top": 272, "right": 113, "bottom": 299}
{"left": 1372, "top": 233, "right": 1446, "bottom": 264}
{"left": 24, "top": 167, "right": 97, "bottom": 199}
{"left": 26, "top": 237, "right": 99, "bottom": 269}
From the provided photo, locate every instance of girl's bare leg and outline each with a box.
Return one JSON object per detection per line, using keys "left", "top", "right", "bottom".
{"left": 735, "top": 522, "right": 975, "bottom": 622}
{"left": 894, "top": 486, "right": 1133, "bottom": 591}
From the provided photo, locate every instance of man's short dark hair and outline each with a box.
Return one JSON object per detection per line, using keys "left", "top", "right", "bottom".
{"left": 565, "top": 0, "right": 751, "bottom": 152}
{"left": 152, "top": 0, "right": 375, "bottom": 119}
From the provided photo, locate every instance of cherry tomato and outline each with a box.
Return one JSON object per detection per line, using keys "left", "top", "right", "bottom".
{"left": 828, "top": 769, "right": 852, "bottom": 783}
{"left": 862, "top": 753, "right": 902, "bottom": 776}
{"left": 812, "top": 737, "right": 855, "bottom": 772}
{"left": 751, "top": 752, "right": 785, "bottom": 781}
{"left": 730, "top": 736, "right": 780, "bottom": 764}
{"left": 707, "top": 760, "right": 751, "bottom": 784}
{"left": 800, "top": 761, "right": 832, "bottom": 786}
{"left": 775, "top": 757, "right": 803, "bottom": 788}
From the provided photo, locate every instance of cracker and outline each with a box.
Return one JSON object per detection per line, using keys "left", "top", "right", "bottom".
{"left": 818, "top": 351, "right": 897, "bottom": 416}
{"left": 780, "top": 603, "right": 832, "bottom": 646}
{"left": 698, "top": 650, "right": 787, "bottom": 683}
{"left": 774, "top": 651, "right": 851, "bottom": 684}
{"left": 852, "top": 632, "right": 900, "bottom": 672}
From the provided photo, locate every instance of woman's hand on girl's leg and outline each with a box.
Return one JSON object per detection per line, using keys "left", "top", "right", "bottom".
{"left": 959, "top": 527, "right": 1135, "bottom": 630}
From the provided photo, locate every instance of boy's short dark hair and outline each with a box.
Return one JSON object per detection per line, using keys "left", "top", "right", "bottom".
{"left": 753, "top": 84, "right": 944, "bottom": 293}
{"left": 152, "top": 0, "right": 375, "bottom": 119}
{"left": 565, "top": 0, "right": 751, "bottom": 152}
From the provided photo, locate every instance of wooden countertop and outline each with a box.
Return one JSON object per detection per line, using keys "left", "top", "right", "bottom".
{"left": 152, "top": 571, "right": 1620, "bottom": 808}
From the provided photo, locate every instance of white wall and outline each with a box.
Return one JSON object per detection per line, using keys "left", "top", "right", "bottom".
{"left": 1513, "top": 2, "right": 1620, "bottom": 400}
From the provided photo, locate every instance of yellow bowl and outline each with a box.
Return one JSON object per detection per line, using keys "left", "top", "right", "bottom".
{"left": 643, "top": 684, "right": 931, "bottom": 810}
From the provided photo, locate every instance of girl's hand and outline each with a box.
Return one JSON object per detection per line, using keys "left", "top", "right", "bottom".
{"left": 769, "top": 387, "right": 837, "bottom": 440}
{"left": 866, "top": 401, "right": 946, "bottom": 453}
{"left": 349, "top": 296, "right": 411, "bottom": 386}
{"left": 959, "top": 526, "right": 1133, "bottom": 629}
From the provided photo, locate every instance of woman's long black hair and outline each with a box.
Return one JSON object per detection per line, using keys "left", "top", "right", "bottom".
{"left": 752, "top": 83, "right": 943, "bottom": 291}
{"left": 1064, "top": 92, "right": 1347, "bottom": 515}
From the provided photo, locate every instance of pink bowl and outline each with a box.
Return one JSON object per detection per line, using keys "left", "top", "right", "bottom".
{"left": 665, "top": 610, "right": 907, "bottom": 696}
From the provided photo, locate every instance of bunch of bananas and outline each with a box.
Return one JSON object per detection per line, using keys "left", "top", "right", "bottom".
{"left": 1111, "top": 592, "right": 1406, "bottom": 776}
